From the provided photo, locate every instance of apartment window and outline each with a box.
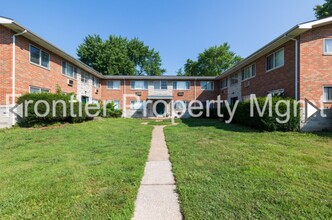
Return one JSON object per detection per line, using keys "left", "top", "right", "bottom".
{"left": 30, "top": 45, "right": 50, "bottom": 68}
{"left": 220, "top": 78, "right": 228, "bottom": 89}
{"left": 113, "top": 100, "right": 121, "bottom": 109}
{"left": 174, "top": 101, "right": 188, "bottom": 110}
{"left": 62, "top": 61, "right": 76, "bottom": 78}
{"left": 81, "top": 72, "right": 90, "bottom": 84}
{"left": 107, "top": 80, "right": 120, "bottom": 89}
{"left": 266, "top": 48, "right": 284, "bottom": 71}
{"left": 230, "top": 73, "right": 239, "bottom": 85}
{"left": 29, "top": 86, "right": 50, "bottom": 93}
{"left": 92, "top": 77, "right": 101, "bottom": 88}
{"left": 324, "top": 87, "right": 332, "bottom": 102}
{"left": 200, "top": 81, "right": 214, "bottom": 90}
{"left": 324, "top": 39, "right": 332, "bottom": 54}
{"left": 131, "top": 81, "right": 148, "bottom": 90}
{"left": 130, "top": 100, "right": 144, "bottom": 110}
{"left": 154, "top": 81, "right": 168, "bottom": 90}
{"left": 107, "top": 100, "right": 120, "bottom": 109}
{"left": 242, "top": 64, "right": 256, "bottom": 80}
{"left": 173, "top": 81, "right": 190, "bottom": 90}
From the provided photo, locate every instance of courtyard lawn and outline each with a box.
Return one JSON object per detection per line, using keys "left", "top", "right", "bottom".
{"left": 0, "top": 119, "right": 152, "bottom": 219}
{"left": 164, "top": 119, "right": 332, "bottom": 219}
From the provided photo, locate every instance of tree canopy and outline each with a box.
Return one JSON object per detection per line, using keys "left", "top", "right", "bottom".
{"left": 77, "top": 35, "right": 165, "bottom": 75}
{"left": 314, "top": 0, "right": 332, "bottom": 19}
{"left": 178, "top": 43, "right": 242, "bottom": 76}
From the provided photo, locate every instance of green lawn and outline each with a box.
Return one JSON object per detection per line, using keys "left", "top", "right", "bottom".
{"left": 0, "top": 119, "right": 152, "bottom": 219}
{"left": 164, "top": 119, "right": 332, "bottom": 219}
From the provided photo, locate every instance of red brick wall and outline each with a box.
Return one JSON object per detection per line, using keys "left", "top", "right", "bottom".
{"left": 100, "top": 79, "right": 219, "bottom": 109}
{"left": 14, "top": 35, "right": 78, "bottom": 97}
{"left": 299, "top": 24, "right": 332, "bottom": 108}
{"left": 0, "top": 25, "right": 13, "bottom": 105}
{"left": 240, "top": 41, "right": 296, "bottom": 98}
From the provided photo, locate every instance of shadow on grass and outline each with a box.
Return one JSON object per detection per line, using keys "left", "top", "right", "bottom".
{"left": 312, "top": 131, "right": 332, "bottom": 139}
{"left": 179, "top": 118, "right": 260, "bottom": 133}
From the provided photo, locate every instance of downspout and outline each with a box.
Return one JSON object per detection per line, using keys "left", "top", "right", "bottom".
{"left": 123, "top": 77, "right": 126, "bottom": 117}
{"left": 194, "top": 78, "right": 197, "bottom": 100}
{"left": 12, "top": 29, "right": 27, "bottom": 125}
{"left": 285, "top": 35, "right": 299, "bottom": 101}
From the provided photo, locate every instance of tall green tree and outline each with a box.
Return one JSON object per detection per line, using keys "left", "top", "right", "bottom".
{"left": 182, "top": 43, "right": 242, "bottom": 76}
{"left": 314, "top": 0, "right": 332, "bottom": 19}
{"left": 77, "top": 35, "right": 165, "bottom": 75}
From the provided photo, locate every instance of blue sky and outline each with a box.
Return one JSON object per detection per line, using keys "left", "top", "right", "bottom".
{"left": 0, "top": 0, "right": 324, "bottom": 75}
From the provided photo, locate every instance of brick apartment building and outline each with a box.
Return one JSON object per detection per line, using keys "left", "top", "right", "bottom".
{"left": 0, "top": 16, "right": 331, "bottom": 131}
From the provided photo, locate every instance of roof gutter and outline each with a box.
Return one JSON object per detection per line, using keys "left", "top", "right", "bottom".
{"left": 12, "top": 29, "right": 27, "bottom": 125}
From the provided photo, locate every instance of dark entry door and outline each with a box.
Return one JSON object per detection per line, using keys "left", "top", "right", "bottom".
{"left": 81, "top": 96, "right": 89, "bottom": 104}
{"left": 156, "top": 103, "right": 165, "bottom": 115}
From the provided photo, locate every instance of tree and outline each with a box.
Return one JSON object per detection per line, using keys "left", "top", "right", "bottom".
{"left": 314, "top": 0, "right": 332, "bottom": 19}
{"left": 181, "top": 43, "right": 242, "bottom": 76}
{"left": 176, "top": 68, "right": 184, "bottom": 76}
{"left": 77, "top": 35, "right": 165, "bottom": 75}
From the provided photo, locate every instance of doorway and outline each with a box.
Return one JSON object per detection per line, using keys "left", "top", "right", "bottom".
{"left": 156, "top": 102, "right": 165, "bottom": 115}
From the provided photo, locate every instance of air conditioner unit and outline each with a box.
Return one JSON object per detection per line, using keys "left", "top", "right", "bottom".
{"left": 67, "top": 79, "right": 74, "bottom": 86}
{"left": 244, "top": 81, "right": 250, "bottom": 88}
{"left": 177, "top": 92, "right": 184, "bottom": 96}
{"left": 136, "top": 92, "right": 142, "bottom": 96}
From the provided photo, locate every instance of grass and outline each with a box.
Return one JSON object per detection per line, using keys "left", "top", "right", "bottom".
{"left": 0, "top": 119, "right": 152, "bottom": 219}
{"left": 164, "top": 119, "right": 332, "bottom": 219}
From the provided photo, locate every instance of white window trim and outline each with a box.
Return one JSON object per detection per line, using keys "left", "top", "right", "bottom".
{"left": 107, "top": 100, "right": 121, "bottom": 109}
{"left": 29, "top": 44, "right": 50, "bottom": 70}
{"left": 323, "top": 38, "right": 332, "bottom": 55}
{"left": 62, "top": 61, "right": 77, "bottom": 79}
{"left": 154, "top": 81, "right": 168, "bottom": 90}
{"left": 81, "top": 72, "right": 90, "bottom": 84}
{"left": 130, "top": 81, "right": 148, "bottom": 90}
{"left": 92, "top": 76, "right": 101, "bottom": 88}
{"left": 323, "top": 86, "right": 332, "bottom": 102}
{"left": 266, "top": 48, "right": 284, "bottom": 73}
{"left": 173, "top": 81, "right": 190, "bottom": 90}
{"left": 220, "top": 78, "right": 228, "bottom": 89}
{"left": 106, "top": 80, "right": 120, "bottom": 90}
{"left": 29, "top": 86, "right": 50, "bottom": 93}
{"left": 242, "top": 63, "right": 256, "bottom": 82}
{"left": 229, "top": 73, "right": 239, "bottom": 86}
{"left": 200, "top": 81, "right": 214, "bottom": 91}
{"left": 130, "top": 100, "right": 144, "bottom": 110}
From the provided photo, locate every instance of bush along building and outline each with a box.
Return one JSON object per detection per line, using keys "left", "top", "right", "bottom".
{"left": 0, "top": 16, "right": 332, "bottom": 131}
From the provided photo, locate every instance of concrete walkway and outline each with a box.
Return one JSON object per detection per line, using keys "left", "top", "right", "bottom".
{"left": 132, "top": 126, "right": 182, "bottom": 220}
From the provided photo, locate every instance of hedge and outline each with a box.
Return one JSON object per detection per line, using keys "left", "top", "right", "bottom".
{"left": 17, "top": 93, "right": 97, "bottom": 127}
{"left": 231, "top": 97, "right": 300, "bottom": 131}
{"left": 194, "top": 97, "right": 300, "bottom": 131}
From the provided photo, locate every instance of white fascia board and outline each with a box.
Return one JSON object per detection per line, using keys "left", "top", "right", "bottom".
{"left": 0, "top": 16, "right": 13, "bottom": 24}
{"left": 299, "top": 16, "right": 332, "bottom": 29}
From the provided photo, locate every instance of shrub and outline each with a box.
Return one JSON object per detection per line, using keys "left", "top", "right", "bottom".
{"left": 232, "top": 97, "right": 300, "bottom": 131}
{"left": 17, "top": 93, "right": 96, "bottom": 127}
{"left": 102, "top": 102, "right": 123, "bottom": 118}
{"left": 193, "top": 97, "right": 300, "bottom": 131}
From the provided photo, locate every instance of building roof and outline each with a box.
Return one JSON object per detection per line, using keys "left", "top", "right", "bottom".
{"left": 216, "top": 16, "right": 332, "bottom": 79}
{"left": 0, "top": 16, "right": 104, "bottom": 79}
{"left": 2, "top": 16, "right": 332, "bottom": 81}
{"left": 0, "top": 16, "right": 217, "bottom": 81}
{"left": 103, "top": 75, "right": 217, "bottom": 80}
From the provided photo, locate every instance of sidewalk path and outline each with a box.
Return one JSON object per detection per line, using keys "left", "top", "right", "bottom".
{"left": 132, "top": 126, "right": 182, "bottom": 220}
